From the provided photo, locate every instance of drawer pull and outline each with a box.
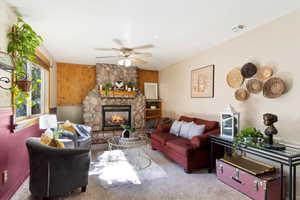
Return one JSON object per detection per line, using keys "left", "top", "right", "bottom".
{"left": 218, "top": 164, "right": 223, "bottom": 174}
{"left": 253, "top": 180, "right": 259, "bottom": 191}
{"left": 231, "top": 176, "right": 244, "bottom": 185}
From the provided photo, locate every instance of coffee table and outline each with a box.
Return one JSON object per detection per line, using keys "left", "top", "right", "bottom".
{"left": 106, "top": 135, "right": 151, "bottom": 170}
{"left": 107, "top": 135, "right": 149, "bottom": 150}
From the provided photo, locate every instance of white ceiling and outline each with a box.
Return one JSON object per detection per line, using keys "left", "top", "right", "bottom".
{"left": 6, "top": 0, "right": 300, "bottom": 69}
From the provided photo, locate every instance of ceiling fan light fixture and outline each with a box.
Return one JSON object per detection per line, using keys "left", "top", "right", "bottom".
{"left": 118, "top": 59, "right": 131, "bottom": 67}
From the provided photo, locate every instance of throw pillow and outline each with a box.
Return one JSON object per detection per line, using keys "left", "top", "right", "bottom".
{"left": 40, "top": 133, "right": 52, "bottom": 145}
{"left": 74, "top": 124, "right": 91, "bottom": 137}
{"left": 40, "top": 134, "right": 65, "bottom": 148}
{"left": 170, "top": 120, "right": 183, "bottom": 136}
{"left": 60, "top": 120, "right": 76, "bottom": 133}
{"left": 48, "top": 138, "right": 65, "bottom": 148}
{"left": 179, "top": 122, "right": 193, "bottom": 139}
{"left": 188, "top": 123, "right": 206, "bottom": 139}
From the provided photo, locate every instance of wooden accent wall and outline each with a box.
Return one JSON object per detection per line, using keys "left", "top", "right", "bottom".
{"left": 138, "top": 69, "right": 159, "bottom": 94}
{"left": 57, "top": 62, "right": 96, "bottom": 106}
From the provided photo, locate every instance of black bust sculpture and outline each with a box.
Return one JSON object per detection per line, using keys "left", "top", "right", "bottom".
{"left": 263, "top": 113, "right": 285, "bottom": 150}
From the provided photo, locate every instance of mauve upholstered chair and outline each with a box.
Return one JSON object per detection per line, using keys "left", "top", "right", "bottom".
{"left": 26, "top": 138, "right": 90, "bottom": 199}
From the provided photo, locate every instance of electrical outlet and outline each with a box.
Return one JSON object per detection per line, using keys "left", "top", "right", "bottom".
{"left": 2, "top": 170, "right": 8, "bottom": 184}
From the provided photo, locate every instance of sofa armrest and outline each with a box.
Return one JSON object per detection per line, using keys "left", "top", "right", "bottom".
{"left": 156, "top": 123, "right": 172, "bottom": 133}
{"left": 190, "top": 128, "right": 220, "bottom": 149}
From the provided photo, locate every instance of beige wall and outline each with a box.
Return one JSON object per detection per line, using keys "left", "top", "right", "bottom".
{"left": 0, "top": 0, "right": 17, "bottom": 107}
{"left": 160, "top": 9, "right": 300, "bottom": 145}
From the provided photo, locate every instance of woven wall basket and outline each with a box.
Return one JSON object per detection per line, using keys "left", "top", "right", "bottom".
{"left": 241, "top": 62, "right": 257, "bottom": 78}
{"left": 246, "top": 79, "right": 263, "bottom": 94}
{"left": 263, "top": 77, "right": 286, "bottom": 98}
{"left": 256, "top": 66, "right": 273, "bottom": 81}
{"left": 235, "top": 88, "right": 249, "bottom": 101}
{"left": 226, "top": 68, "right": 244, "bottom": 88}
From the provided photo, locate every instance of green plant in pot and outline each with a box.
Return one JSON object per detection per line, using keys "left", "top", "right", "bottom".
{"left": 120, "top": 125, "right": 135, "bottom": 138}
{"left": 103, "top": 82, "right": 113, "bottom": 95}
{"left": 233, "top": 127, "right": 265, "bottom": 153}
{"left": 7, "top": 18, "right": 43, "bottom": 107}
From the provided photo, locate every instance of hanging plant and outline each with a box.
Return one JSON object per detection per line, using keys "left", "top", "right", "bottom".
{"left": 7, "top": 17, "right": 43, "bottom": 107}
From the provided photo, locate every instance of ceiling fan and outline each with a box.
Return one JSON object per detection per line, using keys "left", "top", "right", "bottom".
{"left": 96, "top": 39, "right": 154, "bottom": 67}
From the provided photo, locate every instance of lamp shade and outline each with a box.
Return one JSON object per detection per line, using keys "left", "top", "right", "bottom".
{"left": 39, "top": 115, "right": 58, "bottom": 129}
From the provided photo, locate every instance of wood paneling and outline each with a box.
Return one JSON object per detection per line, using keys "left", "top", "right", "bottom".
{"left": 57, "top": 62, "right": 96, "bottom": 106}
{"left": 138, "top": 69, "right": 159, "bottom": 94}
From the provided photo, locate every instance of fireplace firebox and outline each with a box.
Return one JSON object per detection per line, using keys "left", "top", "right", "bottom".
{"left": 102, "top": 105, "right": 131, "bottom": 130}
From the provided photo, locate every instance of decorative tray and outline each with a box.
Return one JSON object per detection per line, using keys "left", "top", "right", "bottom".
{"left": 221, "top": 156, "right": 276, "bottom": 176}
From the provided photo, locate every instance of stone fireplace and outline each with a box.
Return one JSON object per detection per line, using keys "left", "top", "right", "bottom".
{"left": 83, "top": 64, "right": 145, "bottom": 131}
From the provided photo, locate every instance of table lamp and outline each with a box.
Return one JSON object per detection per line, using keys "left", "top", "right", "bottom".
{"left": 39, "top": 115, "right": 58, "bottom": 138}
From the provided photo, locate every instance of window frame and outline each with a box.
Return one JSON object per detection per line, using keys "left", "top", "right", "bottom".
{"left": 15, "top": 61, "right": 50, "bottom": 122}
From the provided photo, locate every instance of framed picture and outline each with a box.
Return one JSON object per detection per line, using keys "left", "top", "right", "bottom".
{"left": 191, "top": 64, "right": 214, "bottom": 98}
{"left": 144, "top": 82, "right": 158, "bottom": 100}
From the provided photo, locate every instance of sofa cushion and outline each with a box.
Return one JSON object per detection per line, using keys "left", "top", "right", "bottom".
{"left": 151, "top": 133, "right": 178, "bottom": 145}
{"left": 179, "top": 122, "right": 193, "bottom": 139}
{"left": 188, "top": 123, "right": 206, "bottom": 139}
{"left": 170, "top": 120, "right": 183, "bottom": 136}
{"left": 166, "top": 138, "right": 194, "bottom": 157}
{"left": 179, "top": 116, "right": 194, "bottom": 122}
{"left": 193, "top": 118, "right": 218, "bottom": 132}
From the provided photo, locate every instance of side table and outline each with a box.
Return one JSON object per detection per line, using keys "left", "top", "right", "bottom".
{"left": 209, "top": 134, "right": 300, "bottom": 200}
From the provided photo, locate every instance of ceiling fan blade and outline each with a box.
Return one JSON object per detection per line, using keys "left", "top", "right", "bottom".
{"left": 96, "top": 56, "right": 122, "bottom": 59}
{"left": 130, "top": 58, "right": 148, "bottom": 65}
{"left": 131, "top": 44, "right": 154, "bottom": 50}
{"left": 95, "top": 48, "right": 120, "bottom": 51}
{"left": 132, "top": 52, "right": 152, "bottom": 57}
{"left": 113, "top": 39, "right": 124, "bottom": 47}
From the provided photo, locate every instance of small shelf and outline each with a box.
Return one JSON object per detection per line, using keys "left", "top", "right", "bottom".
{"left": 145, "top": 115, "right": 161, "bottom": 119}
{"left": 145, "top": 108, "right": 161, "bottom": 111}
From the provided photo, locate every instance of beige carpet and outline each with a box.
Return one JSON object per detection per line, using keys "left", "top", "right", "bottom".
{"left": 12, "top": 145, "right": 249, "bottom": 200}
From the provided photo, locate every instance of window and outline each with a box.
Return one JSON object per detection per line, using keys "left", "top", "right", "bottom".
{"left": 16, "top": 61, "right": 49, "bottom": 119}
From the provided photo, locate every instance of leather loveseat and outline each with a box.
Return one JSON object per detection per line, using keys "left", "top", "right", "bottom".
{"left": 151, "top": 116, "right": 220, "bottom": 173}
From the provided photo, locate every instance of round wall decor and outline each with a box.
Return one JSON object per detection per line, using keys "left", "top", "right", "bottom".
{"left": 235, "top": 88, "right": 249, "bottom": 101}
{"left": 226, "top": 68, "right": 244, "bottom": 88}
{"left": 256, "top": 66, "right": 273, "bottom": 81}
{"left": 246, "top": 79, "right": 263, "bottom": 94}
{"left": 241, "top": 62, "right": 257, "bottom": 78}
{"left": 263, "top": 77, "right": 286, "bottom": 98}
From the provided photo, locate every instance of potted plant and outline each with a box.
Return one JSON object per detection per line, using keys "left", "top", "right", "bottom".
{"left": 103, "top": 82, "right": 113, "bottom": 95}
{"left": 120, "top": 125, "right": 135, "bottom": 138}
{"left": 7, "top": 18, "right": 43, "bottom": 106}
{"left": 233, "top": 127, "right": 265, "bottom": 153}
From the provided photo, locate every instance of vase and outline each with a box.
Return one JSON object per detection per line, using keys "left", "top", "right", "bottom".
{"left": 122, "top": 130, "right": 130, "bottom": 138}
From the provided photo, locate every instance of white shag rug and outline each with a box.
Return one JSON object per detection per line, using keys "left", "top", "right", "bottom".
{"left": 89, "top": 148, "right": 167, "bottom": 188}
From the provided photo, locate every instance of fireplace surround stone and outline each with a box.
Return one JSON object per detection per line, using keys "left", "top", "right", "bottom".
{"left": 83, "top": 64, "right": 145, "bottom": 131}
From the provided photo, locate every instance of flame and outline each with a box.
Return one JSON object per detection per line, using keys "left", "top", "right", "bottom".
{"left": 111, "top": 115, "right": 125, "bottom": 123}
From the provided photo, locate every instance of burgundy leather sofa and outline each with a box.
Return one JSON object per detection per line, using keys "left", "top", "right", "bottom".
{"left": 151, "top": 116, "right": 220, "bottom": 173}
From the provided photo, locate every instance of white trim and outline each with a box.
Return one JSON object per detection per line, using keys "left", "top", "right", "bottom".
{"left": 16, "top": 61, "right": 49, "bottom": 119}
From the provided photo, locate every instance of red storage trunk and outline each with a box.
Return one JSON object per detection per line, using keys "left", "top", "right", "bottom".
{"left": 216, "top": 159, "right": 282, "bottom": 200}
